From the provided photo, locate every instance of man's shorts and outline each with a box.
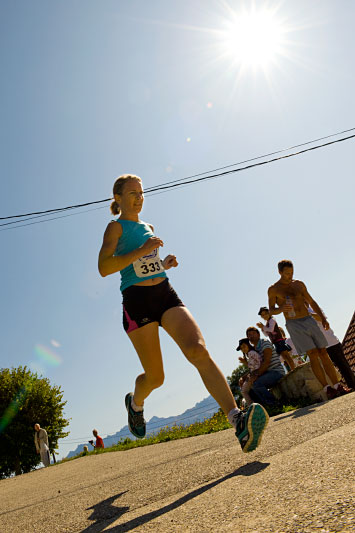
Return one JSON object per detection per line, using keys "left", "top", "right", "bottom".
{"left": 122, "top": 279, "right": 185, "bottom": 333}
{"left": 286, "top": 315, "right": 327, "bottom": 355}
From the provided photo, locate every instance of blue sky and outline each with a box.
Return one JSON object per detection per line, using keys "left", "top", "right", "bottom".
{"left": 1, "top": 0, "right": 354, "bottom": 459}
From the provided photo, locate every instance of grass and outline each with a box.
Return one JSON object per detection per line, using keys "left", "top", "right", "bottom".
{"left": 59, "top": 410, "right": 230, "bottom": 464}
{"left": 58, "top": 396, "right": 317, "bottom": 465}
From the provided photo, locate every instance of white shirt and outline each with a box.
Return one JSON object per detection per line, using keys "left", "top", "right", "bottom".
{"left": 315, "top": 321, "right": 339, "bottom": 347}
{"left": 246, "top": 349, "right": 262, "bottom": 372}
{"left": 286, "top": 337, "right": 298, "bottom": 356}
{"left": 307, "top": 305, "right": 339, "bottom": 347}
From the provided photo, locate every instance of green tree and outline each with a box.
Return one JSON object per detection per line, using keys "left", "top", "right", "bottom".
{"left": 0, "top": 366, "right": 69, "bottom": 478}
{"left": 227, "top": 364, "right": 249, "bottom": 405}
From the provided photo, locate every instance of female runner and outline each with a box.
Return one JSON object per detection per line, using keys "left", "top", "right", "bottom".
{"left": 98, "top": 174, "right": 268, "bottom": 452}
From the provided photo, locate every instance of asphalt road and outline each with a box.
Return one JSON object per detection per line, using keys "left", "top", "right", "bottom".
{"left": 1, "top": 393, "right": 355, "bottom": 532}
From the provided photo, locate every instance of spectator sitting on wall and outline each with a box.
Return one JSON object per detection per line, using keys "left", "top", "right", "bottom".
{"left": 236, "top": 337, "right": 263, "bottom": 407}
{"left": 246, "top": 327, "right": 285, "bottom": 407}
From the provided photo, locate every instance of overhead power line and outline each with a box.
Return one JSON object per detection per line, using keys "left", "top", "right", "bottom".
{"left": 143, "top": 125, "right": 355, "bottom": 190}
{"left": 1, "top": 128, "right": 354, "bottom": 231}
{"left": 143, "top": 133, "right": 355, "bottom": 193}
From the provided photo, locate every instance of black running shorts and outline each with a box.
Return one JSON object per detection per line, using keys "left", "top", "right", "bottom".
{"left": 122, "top": 279, "right": 185, "bottom": 333}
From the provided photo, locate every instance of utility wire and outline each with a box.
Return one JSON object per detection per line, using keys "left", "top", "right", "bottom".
{"left": 1, "top": 128, "right": 354, "bottom": 228}
{"left": 0, "top": 198, "right": 111, "bottom": 221}
{"left": 0, "top": 206, "right": 78, "bottom": 227}
{"left": 0, "top": 204, "right": 108, "bottom": 232}
{"left": 143, "top": 125, "right": 355, "bottom": 190}
{"left": 1, "top": 132, "right": 354, "bottom": 232}
{"left": 143, "top": 133, "right": 355, "bottom": 193}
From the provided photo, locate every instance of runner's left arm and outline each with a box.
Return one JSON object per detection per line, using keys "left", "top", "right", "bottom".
{"left": 148, "top": 225, "right": 177, "bottom": 270}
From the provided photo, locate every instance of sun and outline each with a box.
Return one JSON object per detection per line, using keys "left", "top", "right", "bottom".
{"left": 220, "top": 6, "right": 287, "bottom": 69}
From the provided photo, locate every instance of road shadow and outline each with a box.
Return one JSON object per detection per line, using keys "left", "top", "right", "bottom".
{"left": 82, "top": 461, "right": 269, "bottom": 532}
{"left": 273, "top": 403, "right": 319, "bottom": 422}
{"left": 81, "top": 491, "right": 129, "bottom": 532}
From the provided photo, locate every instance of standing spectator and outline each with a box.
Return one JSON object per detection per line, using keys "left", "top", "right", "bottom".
{"left": 268, "top": 259, "right": 342, "bottom": 399}
{"left": 256, "top": 306, "right": 295, "bottom": 371}
{"left": 89, "top": 429, "right": 105, "bottom": 449}
{"left": 246, "top": 327, "right": 285, "bottom": 407}
{"left": 236, "top": 338, "right": 262, "bottom": 407}
{"left": 34, "top": 423, "right": 50, "bottom": 467}
{"left": 308, "top": 306, "right": 354, "bottom": 391}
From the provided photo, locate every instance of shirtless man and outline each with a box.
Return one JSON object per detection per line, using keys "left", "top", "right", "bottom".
{"left": 268, "top": 259, "right": 342, "bottom": 399}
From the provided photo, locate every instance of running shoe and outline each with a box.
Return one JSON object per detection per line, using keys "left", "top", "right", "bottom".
{"left": 125, "top": 393, "right": 146, "bottom": 439}
{"left": 233, "top": 403, "right": 269, "bottom": 453}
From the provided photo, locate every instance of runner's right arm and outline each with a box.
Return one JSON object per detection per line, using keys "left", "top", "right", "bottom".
{"left": 98, "top": 221, "right": 163, "bottom": 277}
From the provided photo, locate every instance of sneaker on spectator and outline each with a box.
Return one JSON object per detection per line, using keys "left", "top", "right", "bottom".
{"left": 125, "top": 393, "right": 146, "bottom": 439}
{"left": 326, "top": 386, "right": 338, "bottom": 400}
{"left": 232, "top": 403, "right": 269, "bottom": 453}
{"left": 335, "top": 384, "right": 351, "bottom": 396}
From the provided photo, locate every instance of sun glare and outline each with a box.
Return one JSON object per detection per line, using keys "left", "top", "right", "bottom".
{"left": 221, "top": 7, "right": 286, "bottom": 69}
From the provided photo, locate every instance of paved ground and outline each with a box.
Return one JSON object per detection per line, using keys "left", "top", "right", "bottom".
{"left": 0, "top": 393, "right": 355, "bottom": 532}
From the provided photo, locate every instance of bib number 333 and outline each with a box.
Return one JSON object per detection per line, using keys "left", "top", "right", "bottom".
{"left": 132, "top": 248, "right": 165, "bottom": 278}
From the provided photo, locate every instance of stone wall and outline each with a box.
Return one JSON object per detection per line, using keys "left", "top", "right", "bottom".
{"left": 271, "top": 362, "right": 339, "bottom": 403}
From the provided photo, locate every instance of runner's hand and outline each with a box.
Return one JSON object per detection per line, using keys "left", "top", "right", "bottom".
{"left": 162, "top": 254, "right": 178, "bottom": 270}
{"left": 256, "top": 322, "right": 263, "bottom": 329}
{"left": 140, "top": 236, "right": 163, "bottom": 255}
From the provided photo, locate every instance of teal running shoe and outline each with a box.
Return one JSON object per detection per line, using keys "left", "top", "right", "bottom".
{"left": 234, "top": 403, "right": 269, "bottom": 453}
{"left": 125, "top": 393, "right": 146, "bottom": 439}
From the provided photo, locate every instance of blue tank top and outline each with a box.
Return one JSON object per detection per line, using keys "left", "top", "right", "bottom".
{"left": 114, "top": 219, "right": 167, "bottom": 292}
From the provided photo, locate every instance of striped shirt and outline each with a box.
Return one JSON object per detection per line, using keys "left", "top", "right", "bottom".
{"left": 256, "top": 339, "right": 285, "bottom": 374}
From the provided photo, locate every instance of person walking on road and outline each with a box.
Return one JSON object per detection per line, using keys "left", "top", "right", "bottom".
{"left": 34, "top": 423, "right": 50, "bottom": 467}
{"left": 89, "top": 429, "right": 105, "bottom": 449}
{"left": 98, "top": 174, "right": 269, "bottom": 452}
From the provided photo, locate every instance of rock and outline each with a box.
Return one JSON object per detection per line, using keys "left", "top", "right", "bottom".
{"left": 271, "top": 362, "right": 327, "bottom": 402}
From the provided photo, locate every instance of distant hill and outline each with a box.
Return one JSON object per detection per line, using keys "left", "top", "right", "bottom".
{"left": 66, "top": 395, "right": 219, "bottom": 458}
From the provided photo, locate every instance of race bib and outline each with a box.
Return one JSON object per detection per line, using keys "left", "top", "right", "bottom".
{"left": 132, "top": 248, "right": 165, "bottom": 278}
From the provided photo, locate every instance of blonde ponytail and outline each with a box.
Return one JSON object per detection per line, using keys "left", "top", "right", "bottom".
{"left": 110, "top": 200, "right": 120, "bottom": 215}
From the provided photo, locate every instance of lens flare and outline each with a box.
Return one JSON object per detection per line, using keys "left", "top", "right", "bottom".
{"left": 0, "top": 385, "right": 28, "bottom": 434}
{"left": 50, "top": 339, "right": 61, "bottom": 348}
{"left": 35, "top": 344, "right": 62, "bottom": 367}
